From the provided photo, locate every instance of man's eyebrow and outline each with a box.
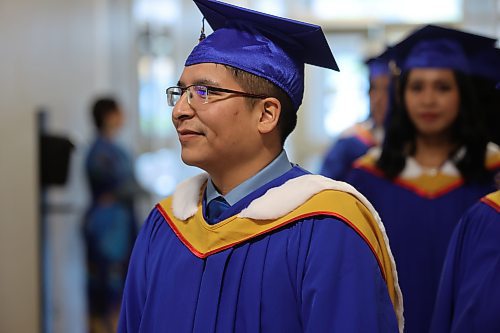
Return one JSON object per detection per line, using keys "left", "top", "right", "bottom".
{"left": 195, "top": 78, "right": 220, "bottom": 86}
{"left": 177, "top": 78, "right": 220, "bottom": 87}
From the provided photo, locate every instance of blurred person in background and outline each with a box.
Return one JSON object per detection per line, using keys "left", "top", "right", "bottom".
{"left": 319, "top": 50, "right": 392, "bottom": 181}
{"left": 345, "top": 25, "right": 500, "bottom": 333}
{"left": 83, "top": 96, "right": 142, "bottom": 333}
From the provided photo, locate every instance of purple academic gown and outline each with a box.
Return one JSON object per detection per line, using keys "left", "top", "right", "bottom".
{"left": 346, "top": 158, "right": 498, "bottom": 333}
{"left": 320, "top": 125, "right": 376, "bottom": 181}
{"left": 430, "top": 191, "right": 500, "bottom": 333}
{"left": 118, "top": 167, "right": 399, "bottom": 332}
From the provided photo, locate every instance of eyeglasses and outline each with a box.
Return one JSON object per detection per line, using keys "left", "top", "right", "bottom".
{"left": 166, "top": 84, "right": 268, "bottom": 107}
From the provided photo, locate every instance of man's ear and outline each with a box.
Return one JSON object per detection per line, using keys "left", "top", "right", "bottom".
{"left": 257, "top": 97, "right": 281, "bottom": 134}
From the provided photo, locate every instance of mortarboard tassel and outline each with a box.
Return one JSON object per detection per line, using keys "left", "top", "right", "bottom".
{"left": 199, "top": 18, "right": 206, "bottom": 42}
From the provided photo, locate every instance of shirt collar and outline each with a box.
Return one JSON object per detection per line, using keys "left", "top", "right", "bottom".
{"left": 206, "top": 150, "right": 293, "bottom": 205}
{"left": 400, "top": 147, "right": 465, "bottom": 178}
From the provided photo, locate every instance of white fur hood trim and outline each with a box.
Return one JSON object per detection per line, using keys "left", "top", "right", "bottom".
{"left": 172, "top": 172, "right": 379, "bottom": 223}
{"left": 239, "top": 174, "right": 371, "bottom": 219}
{"left": 171, "top": 173, "right": 209, "bottom": 220}
{"left": 172, "top": 173, "right": 381, "bottom": 222}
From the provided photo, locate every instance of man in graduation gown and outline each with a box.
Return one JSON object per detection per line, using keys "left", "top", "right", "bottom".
{"left": 430, "top": 190, "right": 500, "bottom": 333}
{"left": 118, "top": 1, "right": 403, "bottom": 332}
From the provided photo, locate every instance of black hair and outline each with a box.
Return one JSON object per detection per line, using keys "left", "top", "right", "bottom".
{"left": 377, "top": 70, "right": 490, "bottom": 183}
{"left": 91, "top": 97, "right": 120, "bottom": 131}
{"left": 470, "top": 75, "right": 500, "bottom": 146}
{"left": 223, "top": 65, "right": 297, "bottom": 146}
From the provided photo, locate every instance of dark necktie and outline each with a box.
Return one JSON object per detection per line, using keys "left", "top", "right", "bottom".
{"left": 206, "top": 196, "right": 231, "bottom": 223}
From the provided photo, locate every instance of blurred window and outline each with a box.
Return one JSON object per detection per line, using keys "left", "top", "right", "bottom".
{"left": 311, "top": 0, "right": 462, "bottom": 22}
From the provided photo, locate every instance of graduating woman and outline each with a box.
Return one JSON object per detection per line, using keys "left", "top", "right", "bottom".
{"left": 346, "top": 25, "right": 500, "bottom": 333}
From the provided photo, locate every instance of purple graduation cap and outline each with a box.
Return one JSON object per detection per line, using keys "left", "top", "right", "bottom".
{"left": 469, "top": 46, "right": 500, "bottom": 85}
{"left": 365, "top": 48, "right": 392, "bottom": 79}
{"left": 185, "top": 0, "right": 339, "bottom": 111}
{"left": 389, "top": 24, "right": 497, "bottom": 74}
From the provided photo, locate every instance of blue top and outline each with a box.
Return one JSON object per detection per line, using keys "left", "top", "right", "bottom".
{"left": 85, "top": 135, "right": 137, "bottom": 202}
{"left": 118, "top": 166, "right": 399, "bottom": 332}
{"left": 430, "top": 191, "right": 500, "bottom": 333}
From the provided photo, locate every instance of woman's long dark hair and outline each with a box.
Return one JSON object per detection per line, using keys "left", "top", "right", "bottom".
{"left": 377, "top": 70, "right": 490, "bottom": 183}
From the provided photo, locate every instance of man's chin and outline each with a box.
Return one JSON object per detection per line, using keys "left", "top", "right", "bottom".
{"left": 180, "top": 154, "right": 205, "bottom": 170}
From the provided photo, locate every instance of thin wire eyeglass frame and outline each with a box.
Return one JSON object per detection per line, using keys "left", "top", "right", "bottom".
{"left": 166, "top": 85, "right": 268, "bottom": 107}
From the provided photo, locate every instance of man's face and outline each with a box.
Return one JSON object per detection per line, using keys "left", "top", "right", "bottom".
{"left": 172, "top": 63, "right": 263, "bottom": 175}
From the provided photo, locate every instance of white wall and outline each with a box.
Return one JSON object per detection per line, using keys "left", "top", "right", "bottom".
{"left": 0, "top": 0, "right": 136, "bottom": 331}
{"left": 463, "top": 0, "right": 500, "bottom": 39}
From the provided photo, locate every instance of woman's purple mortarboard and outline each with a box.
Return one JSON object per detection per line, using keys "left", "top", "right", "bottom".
{"left": 185, "top": 0, "right": 339, "bottom": 111}
{"left": 389, "top": 24, "right": 497, "bottom": 74}
{"left": 469, "top": 46, "right": 500, "bottom": 86}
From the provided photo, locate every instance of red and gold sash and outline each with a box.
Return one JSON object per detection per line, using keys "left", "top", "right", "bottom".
{"left": 481, "top": 190, "right": 500, "bottom": 213}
